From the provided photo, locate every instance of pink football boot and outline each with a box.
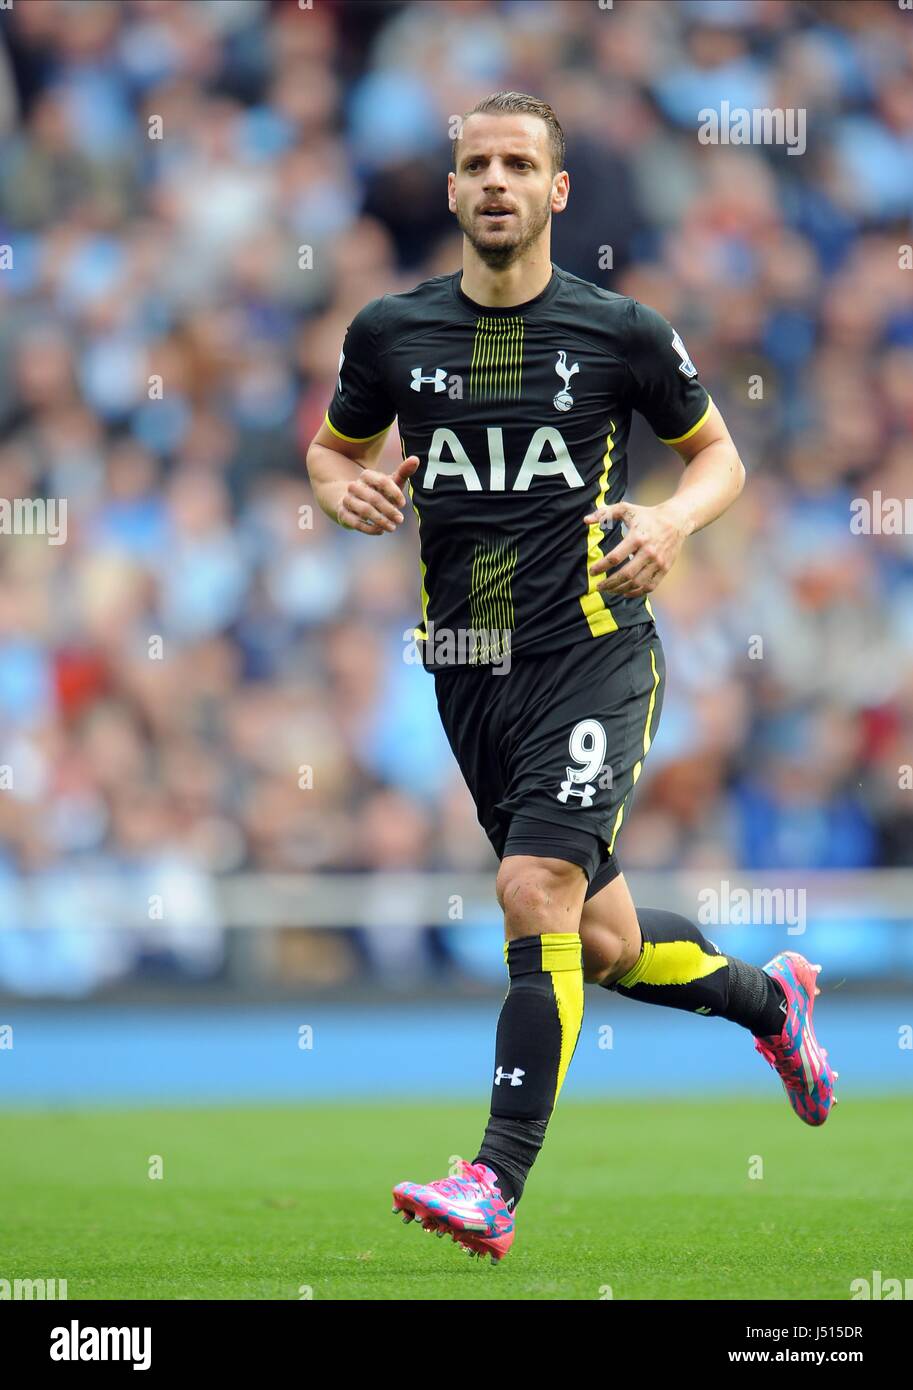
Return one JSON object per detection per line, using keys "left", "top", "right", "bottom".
{"left": 392, "top": 1159, "right": 515, "bottom": 1264}
{"left": 754, "top": 951, "right": 839, "bottom": 1126}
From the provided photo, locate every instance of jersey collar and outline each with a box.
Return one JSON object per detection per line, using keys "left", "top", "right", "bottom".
{"left": 452, "top": 265, "right": 560, "bottom": 316}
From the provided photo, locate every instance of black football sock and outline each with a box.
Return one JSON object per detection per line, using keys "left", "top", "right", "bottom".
{"left": 475, "top": 933, "right": 583, "bottom": 1209}
{"left": 725, "top": 953, "right": 788, "bottom": 1035}
{"left": 603, "top": 908, "right": 787, "bottom": 1036}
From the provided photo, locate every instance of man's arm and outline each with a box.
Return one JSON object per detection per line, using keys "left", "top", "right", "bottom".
{"left": 653, "top": 400, "right": 745, "bottom": 535}
{"left": 585, "top": 402, "right": 745, "bottom": 597}
{"left": 306, "top": 418, "right": 418, "bottom": 535}
{"left": 308, "top": 296, "right": 419, "bottom": 534}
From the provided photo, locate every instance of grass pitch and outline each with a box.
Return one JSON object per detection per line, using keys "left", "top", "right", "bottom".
{"left": 2, "top": 1098, "right": 910, "bottom": 1300}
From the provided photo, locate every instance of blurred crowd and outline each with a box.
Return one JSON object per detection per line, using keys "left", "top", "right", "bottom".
{"left": 1, "top": 0, "right": 913, "bottom": 995}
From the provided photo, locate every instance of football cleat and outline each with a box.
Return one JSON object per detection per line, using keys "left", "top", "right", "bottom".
{"left": 754, "top": 951, "right": 838, "bottom": 1126}
{"left": 392, "top": 1159, "right": 515, "bottom": 1263}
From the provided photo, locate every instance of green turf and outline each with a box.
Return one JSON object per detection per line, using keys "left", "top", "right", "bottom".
{"left": 2, "top": 1098, "right": 911, "bottom": 1300}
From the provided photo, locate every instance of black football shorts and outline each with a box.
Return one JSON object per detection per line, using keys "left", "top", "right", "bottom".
{"left": 433, "top": 621, "right": 665, "bottom": 901}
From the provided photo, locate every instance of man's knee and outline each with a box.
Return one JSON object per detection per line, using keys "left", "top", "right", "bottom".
{"left": 496, "top": 856, "right": 587, "bottom": 938}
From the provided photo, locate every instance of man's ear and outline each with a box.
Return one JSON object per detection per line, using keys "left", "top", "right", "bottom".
{"left": 447, "top": 170, "right": 457, "bottom": 213}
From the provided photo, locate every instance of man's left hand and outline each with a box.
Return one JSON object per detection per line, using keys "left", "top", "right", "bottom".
{"left": 583, "top": 500, "right": 689, "bottom": 597}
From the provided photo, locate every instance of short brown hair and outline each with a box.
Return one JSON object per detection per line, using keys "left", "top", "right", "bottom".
{"left": 452, "top": 91, "right": 566, "bottom": 176}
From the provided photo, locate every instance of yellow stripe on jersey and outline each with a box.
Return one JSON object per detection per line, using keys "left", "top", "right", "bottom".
{"left": 468, "top": 535, "right": 517, "bottom": 664}
{"left": 324, "top": 411, "right": 394, "bottom": 444}
{"left": 579, "top": 422, "right": 620, "bottom": 638}
{"left": 657, "top": 396, "right": 713, "bottom": 446}
{"left": 469, "top": 317, "right": 524, "bottom": 400}
{"left": 402, "top": 437, "right": 430, "bottom": 643}
{"left": 412, "top": 529, "right": 430, "bottom": 642}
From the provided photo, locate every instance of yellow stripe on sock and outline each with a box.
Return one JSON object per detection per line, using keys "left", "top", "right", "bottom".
{"left": 540, "top": 933, "right": 583, "bottom": 1106}
{"left": 617, "top": 938, "right": 728, "bottom": 990}
{"left": 539, "top": 933, "right": 581, "bottom": 974}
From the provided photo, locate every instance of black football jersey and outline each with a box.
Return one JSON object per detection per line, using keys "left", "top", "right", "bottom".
{"left": 324, "top": 264, "right": 711, "bottom": 669}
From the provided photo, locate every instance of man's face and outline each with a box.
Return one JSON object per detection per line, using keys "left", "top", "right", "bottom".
{"left": 448, "top": 113, "right": 568, "bottom": 268}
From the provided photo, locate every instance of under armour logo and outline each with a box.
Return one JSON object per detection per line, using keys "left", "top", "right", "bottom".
{"left": 557, "top": 779, "right": 596, "bottom": 808}
{"left": 494, "top": 1066, "right": 525, "bottom": 1087}
{"left": 410, "top": 367, "right": 448, "bottom": 392}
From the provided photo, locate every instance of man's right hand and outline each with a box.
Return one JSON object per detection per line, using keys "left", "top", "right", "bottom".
{"left": 336, "top": 456, "right": 420, "bottom": 534}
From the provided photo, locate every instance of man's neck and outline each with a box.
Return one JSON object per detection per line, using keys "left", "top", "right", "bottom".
{"left": 459, "top": 244, "right": 554, "bottom": 308}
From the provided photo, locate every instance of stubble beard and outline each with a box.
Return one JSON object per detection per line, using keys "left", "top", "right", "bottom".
{"left": 456, "top": 194, "right": 553, "bottom": 270}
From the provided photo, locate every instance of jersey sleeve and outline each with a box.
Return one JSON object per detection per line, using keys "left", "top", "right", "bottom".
{"left": 625, "top": 300, "right": 712, "bottom": 445}
{"left": 325, "top": 297, "right": 397, "bottom": 443}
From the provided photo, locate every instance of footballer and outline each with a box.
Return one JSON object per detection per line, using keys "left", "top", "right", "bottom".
{"left": 306, "top": 92, "right": 837, "bottom": 1265}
